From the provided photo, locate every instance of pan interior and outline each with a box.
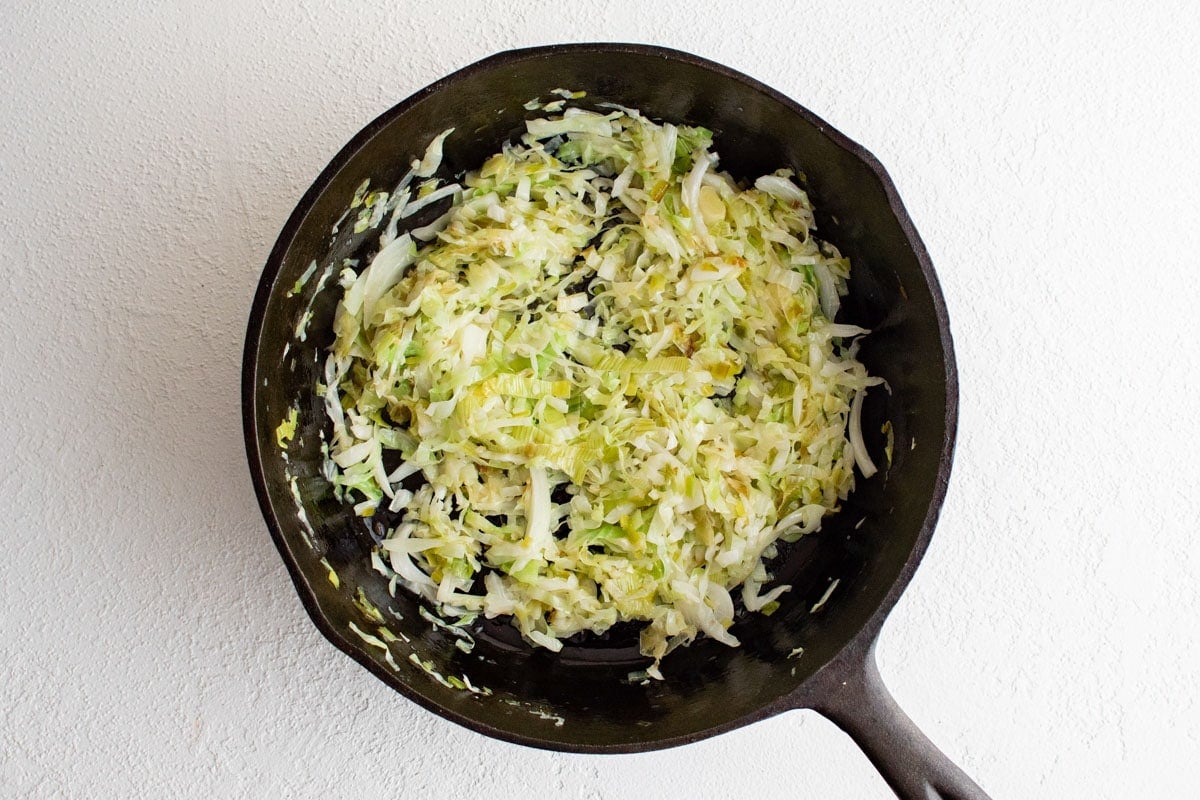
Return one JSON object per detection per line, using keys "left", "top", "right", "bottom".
{"left": 247, "top": 45, "right": 952, "bottom": 750}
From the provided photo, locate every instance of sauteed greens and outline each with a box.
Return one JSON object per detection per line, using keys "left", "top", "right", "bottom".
{"left": 319, "top": 104, "right": 880, "bottom": 674}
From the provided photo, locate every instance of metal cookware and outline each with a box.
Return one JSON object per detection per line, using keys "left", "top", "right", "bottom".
{"left": 243, "top": 44, "right": 987, "bottom": 800}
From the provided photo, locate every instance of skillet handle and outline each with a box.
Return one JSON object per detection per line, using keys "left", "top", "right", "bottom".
{"left": 809, "top": 643, "right": 991, "bottom": 800}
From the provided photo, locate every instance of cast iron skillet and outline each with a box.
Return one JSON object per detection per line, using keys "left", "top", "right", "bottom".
{"left": 243, "top": 44, "right": 989, "bottom": 800}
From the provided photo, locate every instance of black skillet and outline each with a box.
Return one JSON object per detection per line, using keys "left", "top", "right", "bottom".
{"left": 243, "top": 44, "right": 989, "bottom": 800}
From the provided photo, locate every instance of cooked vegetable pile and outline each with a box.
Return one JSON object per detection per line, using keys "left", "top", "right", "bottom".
{"left": 319, "top": 101, "right": 880, "bottom": 675}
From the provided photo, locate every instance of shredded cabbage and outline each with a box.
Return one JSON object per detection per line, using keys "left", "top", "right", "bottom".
{"left": 322, "top": 107, "right": 881, "bottom": 671}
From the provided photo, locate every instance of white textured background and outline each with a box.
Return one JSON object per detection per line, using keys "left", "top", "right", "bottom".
{"left": 3, "top": 1, "right": 1198, "bottom": 797}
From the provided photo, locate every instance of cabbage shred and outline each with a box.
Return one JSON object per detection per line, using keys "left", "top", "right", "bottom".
{"left": 322, "top": 106, "right": 880, "bottom": 671}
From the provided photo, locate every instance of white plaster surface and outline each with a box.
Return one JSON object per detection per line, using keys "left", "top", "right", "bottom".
{"left": 2, "top": 1, "right": 1198, "bottom": 797}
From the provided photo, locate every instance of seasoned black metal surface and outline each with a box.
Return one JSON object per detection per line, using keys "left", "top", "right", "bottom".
{"left": 244, "top": 43, "right": 957, "bottom": 759}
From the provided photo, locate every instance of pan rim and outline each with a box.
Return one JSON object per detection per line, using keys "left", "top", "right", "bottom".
{"left": 242, "top": 41, "right": 958, "bottom": 754}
